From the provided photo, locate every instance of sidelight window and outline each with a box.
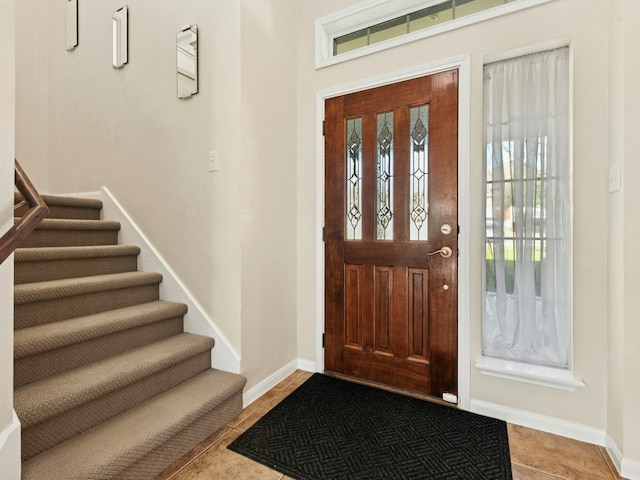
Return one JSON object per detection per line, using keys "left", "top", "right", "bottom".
{"left": 482, "top": 47, "right": 571, "bottom": 369}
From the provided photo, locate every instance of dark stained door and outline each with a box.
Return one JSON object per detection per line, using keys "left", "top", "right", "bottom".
{"left": 324, "top": 71, "right": 459, "bottom": 398}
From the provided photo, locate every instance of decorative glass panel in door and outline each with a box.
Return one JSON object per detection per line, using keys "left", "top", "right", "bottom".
{"left": 410, "top": 105, "right": 429, "bottom": 241}
{"left": 345, "top": 117, "right": 363, "bottom": 240}
{"left": 376, "top": 111, "right": 394, "bottom": 240}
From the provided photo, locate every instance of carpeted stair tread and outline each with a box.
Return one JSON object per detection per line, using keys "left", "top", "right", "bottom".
{"left": 15, "top": 245, "right": 140, "bottom": 262}
{"left": 15, "top": 193, "right": 103, "bottom": 220}
{"left": 21, "top": 369, "right": 247, "bottom": 480}
{"left": 14, "top": 300, "right": 187, "bottom": 387}
{"left": 14, "top": 271, "right": 162, "bottom": 306}
{"left": 14, "top": 245, "right": 141, "bottom": 284}
{"left": 22, "top": 217, "right": 120, "bottom": 231}
{"left": 14, "top": 300, "right": 188, "bottom": 359}
{"left": 15, "top": 192, "right": 103, "bottom": 210}
{"left": 14, "top": 332, "right": 215, "bottom": 428}
{"left": 17, "top": 218, "right": 121, "bottom": 248}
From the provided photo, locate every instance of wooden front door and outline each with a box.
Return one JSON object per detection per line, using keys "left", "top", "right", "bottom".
{"left": 324, "top": 71, "right": 459, "bottom": 399}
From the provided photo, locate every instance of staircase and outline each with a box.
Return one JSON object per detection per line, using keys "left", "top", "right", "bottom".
{"left": 13, "top": 194, "right": 246, "bottom": 480}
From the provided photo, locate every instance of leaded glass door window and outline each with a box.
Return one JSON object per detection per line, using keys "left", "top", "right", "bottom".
{"left": 343, "top": 106, "right": 432, "bottom": 243}
{"left": 346, "top": 118, "right": 363, "bottom": 240}
{"left": 410, "top": 105, "right": 429, "bottom": 241}
{"left": 377, "top": 111, "right": 394, "bottom": 240}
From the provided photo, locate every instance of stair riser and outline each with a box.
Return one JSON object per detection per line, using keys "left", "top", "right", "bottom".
{"left": 120, "top": 393, "right": 243, "bottom": 480}
{"left": 15, "top": 255, "right": 138, "bottom": 284}
{"left": 15, "top": 317, "right": 184, "bottom": 387}
{"left": 15, "top": 285, "right": 160, "bottom": 329}
{"left": 19, "top": 230, "right": 119, "bottom": 248}
{"left": 21, "top": 351, "right": 212, "bottom": 460}
{"left": 15, "top": 204, "right": 101, "bottom": 221}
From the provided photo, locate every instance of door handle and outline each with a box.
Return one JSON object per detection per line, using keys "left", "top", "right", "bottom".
{"left": 427, "top": 246, "right": 453, "bottom": 259}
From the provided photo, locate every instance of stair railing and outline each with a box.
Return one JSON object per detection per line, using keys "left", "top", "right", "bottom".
{"left": 0, "top": 160, "right": 48, "bottom": 265}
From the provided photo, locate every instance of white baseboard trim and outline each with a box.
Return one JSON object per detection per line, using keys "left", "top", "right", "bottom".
{"left": 242, "top": 359, "right": 317, "bottom": 408}
{"left": 471, "top": 399, "right": 606, "bottom": 446}
{"left": 606, "top": 434, "right": 640, "bottom": 480}
{"left": 243, "top": 360, "right": 298, "bottom": 407}
{"left": 0, "top": 411, "right": 21, "bottom": 480}
{"left": 97, "top": 187, "right": 241, "bottom": 374}
{"left": 297, "top": 358, "right": 317, "bottom": 373}
{"left": 471, "top": 399, "right": 640, "bottom": 480}
{"left": 625, "top": 460, "right": 640, "bottom": 480}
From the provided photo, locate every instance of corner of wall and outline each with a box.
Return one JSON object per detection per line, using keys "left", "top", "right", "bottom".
{"left": 606, "top": 433, "right": 640, "bottom": 480}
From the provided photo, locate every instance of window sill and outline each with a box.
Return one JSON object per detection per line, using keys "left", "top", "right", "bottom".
{"left": 475, "top": 357, "right": 585, "bottom": 392}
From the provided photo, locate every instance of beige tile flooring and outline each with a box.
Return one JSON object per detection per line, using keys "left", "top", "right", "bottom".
{"left": 156, "top": 370, "right": 625, "bottom": 480}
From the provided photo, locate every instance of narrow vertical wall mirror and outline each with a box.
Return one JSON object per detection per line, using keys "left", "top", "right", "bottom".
{"left": 65, "top": 0, "right": 78, "bottom": 51}
{"left": 177, "top": 25, "right": 198, "bottom": 99}
{"left": 112, "top": 6, "right": 128, "bottom": 68}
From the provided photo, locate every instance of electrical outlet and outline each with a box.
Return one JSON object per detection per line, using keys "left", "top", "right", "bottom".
{"left": 208, "top": 151, "right": 219, "bottom": 172}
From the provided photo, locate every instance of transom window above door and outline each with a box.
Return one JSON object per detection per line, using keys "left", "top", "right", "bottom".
{"left": 315, "top": 0, "right": 556, "bottom": 68}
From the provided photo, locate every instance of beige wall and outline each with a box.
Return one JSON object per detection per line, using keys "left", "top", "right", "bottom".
{"left": 15, "top": 0, "right": 49, "bottom": 192}
{"left": 608, "top": 0, "right": 640, "bottom": 465}
{"left": 40, "top": 0, "right": 245, "bottom": 356}
{"left": 14, "top": 0, "right": 300, "bottom": 391}
{"left": 620, "top": 0, "right": 640, "bottom": 463}
{"left": 239, "top": 0, "right": 299, "bottom": 385}
{"left": 296, "top": 0, "right": 610, "bottom": 428}
{"left": 607, "top": 0, "right": 625, "bottom": 456}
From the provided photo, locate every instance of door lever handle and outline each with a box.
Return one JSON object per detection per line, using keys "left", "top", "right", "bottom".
{"left": 427, "top": 246, "right": 453, "bottom": 259}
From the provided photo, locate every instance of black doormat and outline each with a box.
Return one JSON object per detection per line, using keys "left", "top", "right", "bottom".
{"left": 228, "top": 374, "right": 512, "bottom": 479}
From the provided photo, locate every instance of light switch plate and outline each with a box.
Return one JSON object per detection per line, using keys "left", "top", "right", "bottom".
{"left": 608, "top": 164, "right": 621, "bottom": 193}
{"left": 208, "top": 151, "right": 219, "bottom": 172}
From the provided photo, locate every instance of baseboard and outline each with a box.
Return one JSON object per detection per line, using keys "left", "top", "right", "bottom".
{"left": 624, "top": 460, "right": 640, "bottom": 480}
{"left": 297, "top": 358, "right": 317, "bottom": 373}
{"left": 471, "top": 399, "right": 606, "bottom": 446}
{"left": 0, "top": 411, "right": 21, "bottom": 480}
{"left": 243, "top": 359, "right": 317, "bottom": 407}
{"left": 471, "top": 399, "right": 640, "bottom": 480}
{"left": 98, "top": 187, "right": 241, "bottom": 374}
{"left": 606, "top": 434, "right": 640, "bottom": 480}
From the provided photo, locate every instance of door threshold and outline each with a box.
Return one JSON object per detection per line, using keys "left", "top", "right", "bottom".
{"left": 323, "top": 371, "right": 458, "bottom": 409}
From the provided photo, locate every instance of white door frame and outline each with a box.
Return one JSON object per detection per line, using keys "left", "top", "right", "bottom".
{"left": 315, "top": 54, "right": 472, "bottom": 410}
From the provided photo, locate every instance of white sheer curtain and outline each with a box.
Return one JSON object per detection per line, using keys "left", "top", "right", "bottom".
{"left": 483, "top": 48, "right": 571, "bottom": 369}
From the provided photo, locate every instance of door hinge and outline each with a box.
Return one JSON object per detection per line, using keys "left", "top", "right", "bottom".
{"left": 322, "top": 333, "right": 325, "bottom": 348}
{"left": 322, "top": 227, "right": 326, "bottom": 242}
{"left": 322, "top": 120, "right": 326, "bottom": 136}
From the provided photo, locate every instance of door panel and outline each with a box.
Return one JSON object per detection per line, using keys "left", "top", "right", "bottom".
{"left": 324, "top": 71, "right": 459, "bottom": 398}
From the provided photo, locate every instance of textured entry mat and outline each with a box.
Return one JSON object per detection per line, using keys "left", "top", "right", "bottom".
{"left": 229, "top": 373, "right": 512, "bottom": 479}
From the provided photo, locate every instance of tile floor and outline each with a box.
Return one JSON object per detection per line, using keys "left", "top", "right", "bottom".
{"left": 155, "top": 370, "right": 626, "bottom": 480}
